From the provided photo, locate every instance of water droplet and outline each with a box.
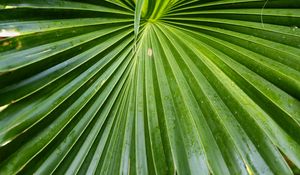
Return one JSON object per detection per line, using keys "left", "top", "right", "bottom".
{"left": 147, "top": 48, "right": 153, "bottom": 57}
{"left": 291, "top": 26, "right": 298, "bottom": 31}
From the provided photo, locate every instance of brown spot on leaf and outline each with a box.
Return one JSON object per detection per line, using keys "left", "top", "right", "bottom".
{"left": 16, "top": 40, "right": 22, "bottom": 50}
{"left": 2, "top": 41, "right": 11, "bottom": 46}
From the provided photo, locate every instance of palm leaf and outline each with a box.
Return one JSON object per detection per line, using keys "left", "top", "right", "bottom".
{"left": 0, "top": 0, "right": 300, "bottom": 174}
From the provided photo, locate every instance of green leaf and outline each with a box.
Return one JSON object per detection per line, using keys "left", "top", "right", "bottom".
{"left": 0, "top": 0, "right": 300, "bottom": 174}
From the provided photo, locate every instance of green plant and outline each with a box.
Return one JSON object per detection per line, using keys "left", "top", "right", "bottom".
{"left": 0, "top": 0, "right": 300, "bottom": 174}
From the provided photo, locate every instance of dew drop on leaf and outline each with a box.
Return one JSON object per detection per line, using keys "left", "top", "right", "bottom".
{"left": 147, "top": 48, "right": 153, "bottom": 57}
